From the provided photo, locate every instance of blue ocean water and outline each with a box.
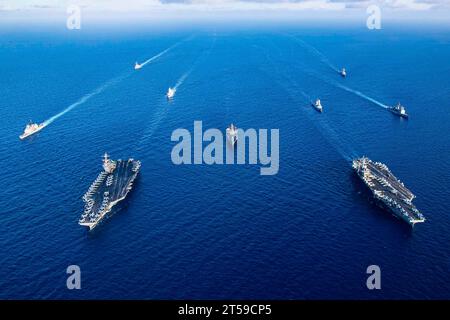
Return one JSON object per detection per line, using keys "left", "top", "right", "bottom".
{"left": 0, "top": 24, "right": 449, "bottom": 299}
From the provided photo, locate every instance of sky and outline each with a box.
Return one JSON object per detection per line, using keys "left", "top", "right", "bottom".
{"left": 0, "top": 0, "right": 449, "bottom": 24}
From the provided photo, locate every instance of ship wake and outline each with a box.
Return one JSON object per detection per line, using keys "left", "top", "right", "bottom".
{"left": 43, "top": 74, "right": 128, "bottom": 126}
{"left": 335, "top": 83, "right": 389, "bottom": 109}
{"left": 261, "top": 46, "right": 357, "bottom": 162}
{"left": 301, "top": 68, "right": 389, "bottom": 110}
{"left": 136, "top": 37, "right": 216, "bottom": 153}
{"left": 174, "top": 70, "right": 191, "bottom": 91}
{"left": 137, "top": 68, "right": 195, "bottom": 151}
{"left": 139, "top": 40, "right": 184, "bottom": 68}
{"left": 287, "top": 35, "right": 340, "bottom": 73}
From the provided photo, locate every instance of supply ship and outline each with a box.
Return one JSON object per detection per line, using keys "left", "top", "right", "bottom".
{"left": 79, "top": 153, "right": 141, "bottom": 230}
{"left": 353, "top": 157, "right": 425, "bottom": 226}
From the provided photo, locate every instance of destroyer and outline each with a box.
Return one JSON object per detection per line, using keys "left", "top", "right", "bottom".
{"left": 166, "top": 87, "right": 176, "bottom": 100}
{"left": 226, "top": 123, "right": 238, "bottom": 146}
{"left": 313, "top": 99, "right": 323, "bottom": 113}
{"left": 79, "top": 153, "right": 141, "bottom": 230}
{"left": 19, "top": 121, "right": 46, "bottom": 140}
{"left": 353, "top": 157, "right": 425, "bottom": 226}
{"left": 389, "top": 103, "right": 408, "bottom": 118}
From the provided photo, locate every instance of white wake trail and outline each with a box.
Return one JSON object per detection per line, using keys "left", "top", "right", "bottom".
{"left": 335, "top": 83, "right": 389, "bottom": 109}
{"left": 173, "top": 35, "right": 214, "bottom": 91}
{"left": 288, "top": 35, "right": 340, "bottom": 73}
{"left": 174, "top": 71, "right": 190, "bottom": 90}
{"left": 43, "top": 75, "right": 126, "bottom": 126}
{"left": 43, "top": 40, "right": 187, "bottom": 127}
{"left": 136, "top": 69, "right": 195, "bottom": 153}
{"left": 305, "top": 69, "right": 389, "bottom": 110}
{"left": 259, "top": 43, "right": 357, "bottom": 161}
{"left": 139, "top": 38, "right": 188, "bottom": 68}
{"left": 140, "top": 46, "right": 174, "bottom": 67}
{"left": 136, "top": 35, "right": 213, "bottom": 154}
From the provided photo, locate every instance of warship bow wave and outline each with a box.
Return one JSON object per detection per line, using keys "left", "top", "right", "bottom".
{"left": 79, "top": 153, "right": 141, "bottom": 230}
{"left": 353, "top": 157, "right": 425, "bottom": 226}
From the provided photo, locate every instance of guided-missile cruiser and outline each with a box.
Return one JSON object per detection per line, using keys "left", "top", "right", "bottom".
{"left": 226, "top": 123, "right": 238, "bottom": 146}
{"left": 79, "top": 153, "right": 141, "bottom": 230}
{"left": 340, "top": 68, "right": 347, "bottom": 77}
{"left": 313, "top": 99, "right": 323, "bottom": 113}
{"left": 389, "top": 103, "right": 408, "bottom": 119}
{"left": 134, "top": 62, "right": 142, "bottom": 70}
{"left": 353, "top": 157, "right": 425, "bottom": 226}
{"left": 166, "top": 87, "right": 176, "bottom": 100}
{"left": 19, "top": 121, "right": 46, "bottom": 140}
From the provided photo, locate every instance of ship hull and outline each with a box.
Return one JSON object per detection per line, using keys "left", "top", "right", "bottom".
{"left": 389, "top": 109, "right": 409, "bottom": 119}
{"left": 371, "top": 192, "right": 424, "bottom": 226}
{"left": 80, "top": 195, "right": 129, "bottom": 230}
{"left": 311, "top": 103, "right": 323, "bottom": 113}
{"left": 312, "top": 105, "right": 322, "bottom": 113}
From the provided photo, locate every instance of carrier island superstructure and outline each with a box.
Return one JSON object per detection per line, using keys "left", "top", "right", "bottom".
{"left": 79, "top": 153, "right": 141, "bottom": 230}
{"left": 353, "top": 157, "right": 425, "bottom": 226}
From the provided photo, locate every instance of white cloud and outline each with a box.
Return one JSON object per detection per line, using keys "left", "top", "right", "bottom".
{"left": 383, "top": 0, "right": 435, "bottom": 10}
{"left": 0, "top": 0, "right": 446, "bottom": 12}
{"left": 1, "top": 0, "right": 448, "bottom": 22}
{"left": 70, "top": 0, "right": 346, "bottom": 12}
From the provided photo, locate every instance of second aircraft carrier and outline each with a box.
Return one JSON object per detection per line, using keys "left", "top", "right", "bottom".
{"left": 353, "top": 157, "right": 425, "bottom": 226}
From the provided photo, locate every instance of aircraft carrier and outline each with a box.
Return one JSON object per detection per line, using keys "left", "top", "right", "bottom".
{"left": 353, "top": 157, "right": 425, "bottom": 226}
{"left": 79, "top": 153, "right": 141, "bottom": 230}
